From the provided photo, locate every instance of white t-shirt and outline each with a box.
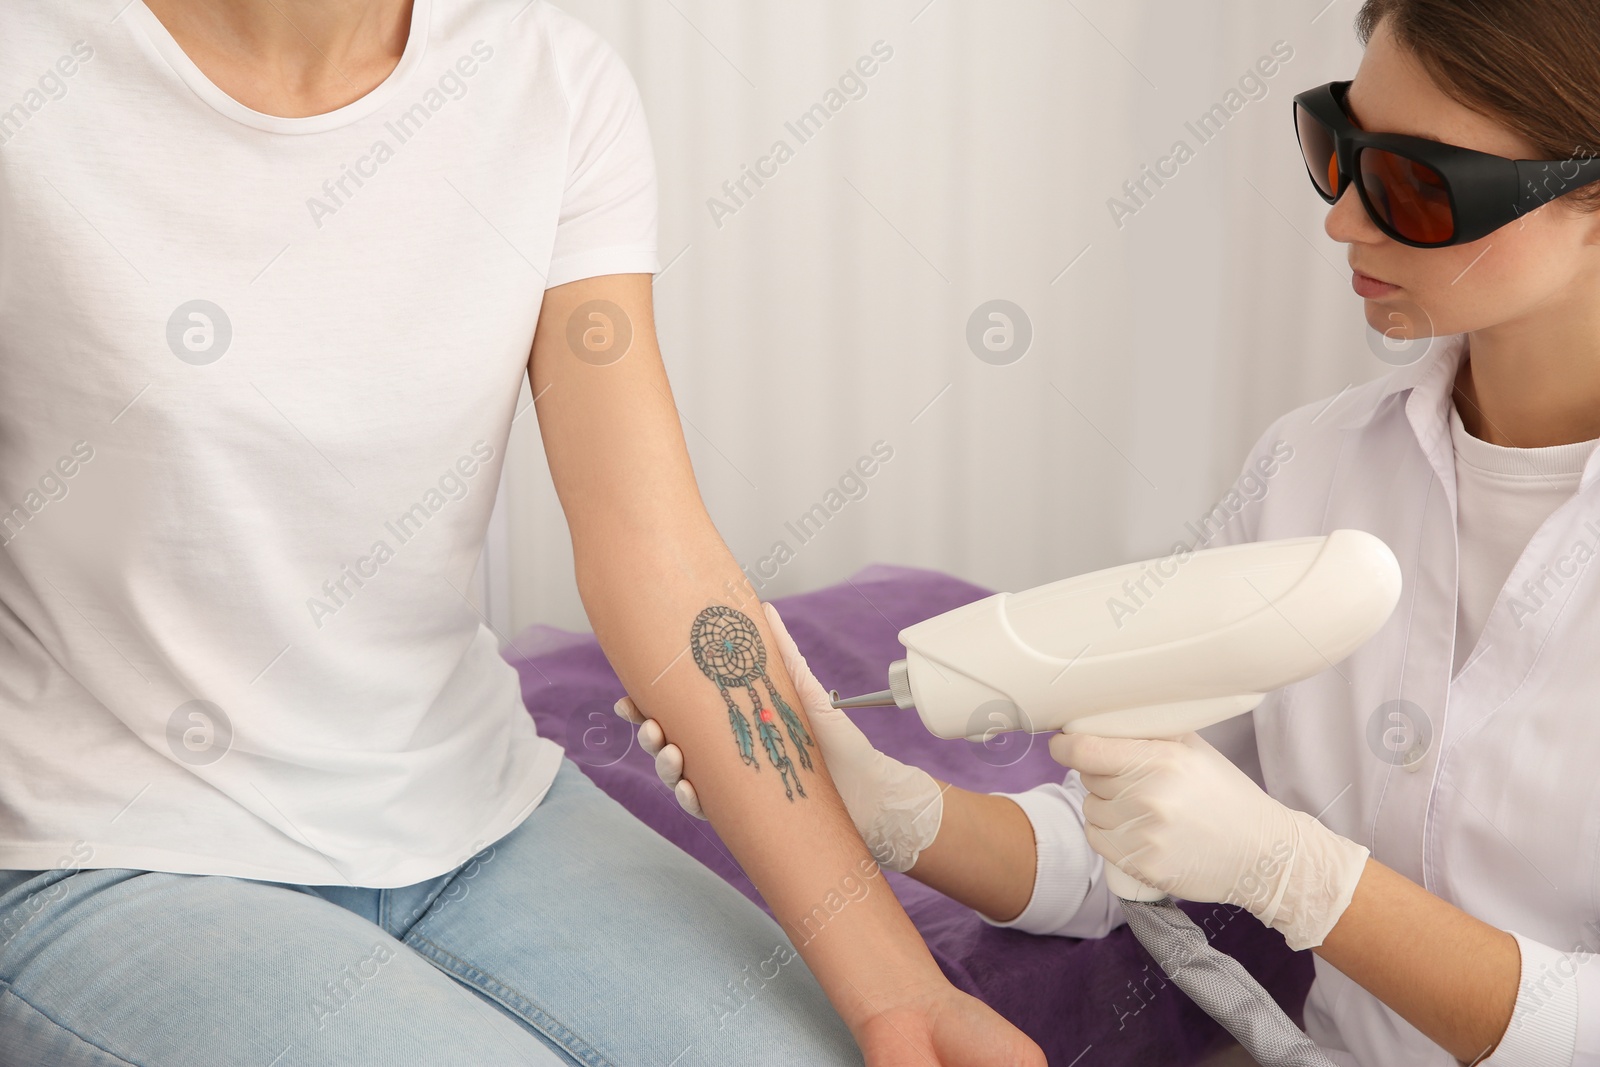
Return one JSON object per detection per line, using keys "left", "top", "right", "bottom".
{"left": 1447, "top": 402, "right": 1596, "bottom": 675}
{"left": 0, "top": 0, "right": 659, "bottom": 887}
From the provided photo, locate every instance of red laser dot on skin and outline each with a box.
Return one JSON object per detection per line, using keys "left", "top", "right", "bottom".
{"left": 759, "top": 707, "right": 774, "bottom": 723}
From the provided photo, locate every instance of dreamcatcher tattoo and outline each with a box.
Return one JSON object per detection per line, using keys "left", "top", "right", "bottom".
{"left": 689, "top": 605, "right": 816, "bottom": 800}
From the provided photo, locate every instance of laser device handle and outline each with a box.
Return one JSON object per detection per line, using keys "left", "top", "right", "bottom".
{"left": 884, "top": 530, "right": 1400, "bottom": 741}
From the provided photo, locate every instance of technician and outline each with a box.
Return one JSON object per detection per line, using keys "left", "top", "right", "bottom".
{"left": 632, "top": 2, "right": 1600, "bottom": 1063}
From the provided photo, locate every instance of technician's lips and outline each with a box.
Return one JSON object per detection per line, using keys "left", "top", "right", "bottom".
{"left": 1352, "top": 270, "right": 1399, "bottom": 298}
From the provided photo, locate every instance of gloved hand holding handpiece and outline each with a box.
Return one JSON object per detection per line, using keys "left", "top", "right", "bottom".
{"left": 1050, "top": 729, "right": 1370, "bottom": 952}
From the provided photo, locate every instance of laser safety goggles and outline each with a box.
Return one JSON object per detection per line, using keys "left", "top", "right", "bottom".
{"left": 1293, "top": 80, "right": 1600, "bottom": 247}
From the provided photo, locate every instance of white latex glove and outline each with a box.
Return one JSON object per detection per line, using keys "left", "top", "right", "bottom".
{"left": 613, "top": 601, "right": 945, "bottom": 872}
{"left": 1049, "top": 730, "right": 1370, "bottom": 951}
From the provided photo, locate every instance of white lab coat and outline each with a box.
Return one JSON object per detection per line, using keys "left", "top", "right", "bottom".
{"left": 991, "top": 332, "right": 1597, "bottom": 1066}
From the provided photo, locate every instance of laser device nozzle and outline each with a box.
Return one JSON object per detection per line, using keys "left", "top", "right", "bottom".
{"left": 828, "top": 659, "right": 913, "bottom": 709}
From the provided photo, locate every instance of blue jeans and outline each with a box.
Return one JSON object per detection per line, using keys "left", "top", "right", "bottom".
{"left": 0, "top": 757, "right": 863, "bottom": 1066}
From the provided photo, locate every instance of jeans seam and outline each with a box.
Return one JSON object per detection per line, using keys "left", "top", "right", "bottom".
{"left": 402, "top": 933, "right": 615, "bottom": 1067}
{"left": 0, "top": 986, "right": 144, "bottom": 1067}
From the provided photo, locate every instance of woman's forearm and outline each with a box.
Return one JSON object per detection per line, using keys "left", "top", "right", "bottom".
{"left": 575, "top": 537, "right": 946, "bottom": 1031}
{"left": 535, "top": 272, "right": 953, "bottom": 1033}
{"left": 1314, "top": 857, "right": 1519, "bottom": 1062}
{"left": 900, "top": 783, "right": 1037, "bottom": 923}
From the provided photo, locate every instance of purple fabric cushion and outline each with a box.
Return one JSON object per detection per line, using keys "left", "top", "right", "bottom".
{"left": 504, "top": 564, "right": 1314, "bottom": 1066}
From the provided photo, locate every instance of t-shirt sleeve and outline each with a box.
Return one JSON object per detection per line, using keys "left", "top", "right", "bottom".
{"left": 544, "top": 10, "right": 660, "bottom": 288}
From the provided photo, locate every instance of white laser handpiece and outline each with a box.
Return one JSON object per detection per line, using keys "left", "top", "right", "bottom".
{"left": 829, "top": 529, "right": 1402, "bottom": 900}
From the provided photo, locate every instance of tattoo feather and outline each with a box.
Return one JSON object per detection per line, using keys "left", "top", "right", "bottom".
{"left": 726, "top": 695, "right": 756, "bottom": 767}
{"left": 766, "top": 681, "right": 815, "bottom": 771}
{"left": 758, "top": 717, "right": 803, "bottom": 800}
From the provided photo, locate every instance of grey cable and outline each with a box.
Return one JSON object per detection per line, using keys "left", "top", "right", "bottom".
{"left": 1119, "top": 897, "right": 1339, "bottom": 1067}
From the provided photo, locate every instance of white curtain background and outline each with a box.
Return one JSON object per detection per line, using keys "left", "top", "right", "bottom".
{"left": 473, "top": 0, "right": 1375, "bottom": 636}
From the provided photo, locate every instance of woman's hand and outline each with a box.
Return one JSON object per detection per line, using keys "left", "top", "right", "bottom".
{"left": 1050, "top": 730, "right": 1370, "bottom": 951}
{"left": 851, "top": 979, "right": 1046, "bottom": 1067}
{"left": 615, "top": 601, "right": 945, "bottom": 872}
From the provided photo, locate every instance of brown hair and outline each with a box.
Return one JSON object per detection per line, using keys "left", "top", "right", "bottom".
{"left": 1355, "top": 0, "right": 1600, "bottom": 210}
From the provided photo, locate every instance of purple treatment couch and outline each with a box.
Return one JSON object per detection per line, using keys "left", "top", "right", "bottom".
{"left": 503, "top": 563, "right": 1314, "bottom": 1066}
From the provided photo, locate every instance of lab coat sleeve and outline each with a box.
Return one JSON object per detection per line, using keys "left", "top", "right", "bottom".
{"left": 1479, "top": 931, "right": 1585, "bottom": 1066}
{"left": 981, "top": 723, "right": 1262, "bottom": 940}
{"left": 976, "top": 771, "right": 1127, "bottom": 938}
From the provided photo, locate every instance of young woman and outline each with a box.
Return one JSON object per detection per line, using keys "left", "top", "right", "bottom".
{"left": 0, "top": 2, "right": 1043, "bottom": 1065}
{"left": 631, "top": 2, "right": 1600, "bottom": 1063}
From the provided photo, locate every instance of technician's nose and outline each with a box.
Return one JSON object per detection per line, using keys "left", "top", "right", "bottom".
{"left": 1325, "top": 182, "right": 1385, "bottom": 246}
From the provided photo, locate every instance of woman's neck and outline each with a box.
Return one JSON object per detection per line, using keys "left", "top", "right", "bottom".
{"left": 1453, "top": 293, "right": 1600, "bottom": 449}
{"left": 142, "top": 0, "right": 413, "bottom": 117}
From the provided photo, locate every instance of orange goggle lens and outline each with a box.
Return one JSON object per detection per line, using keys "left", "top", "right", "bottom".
{"left": 1295, "top": 101, "right": 1457, "bottom": 245}
{"left": 1357, "top": 148, "right": 1454, "bottom": 244}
